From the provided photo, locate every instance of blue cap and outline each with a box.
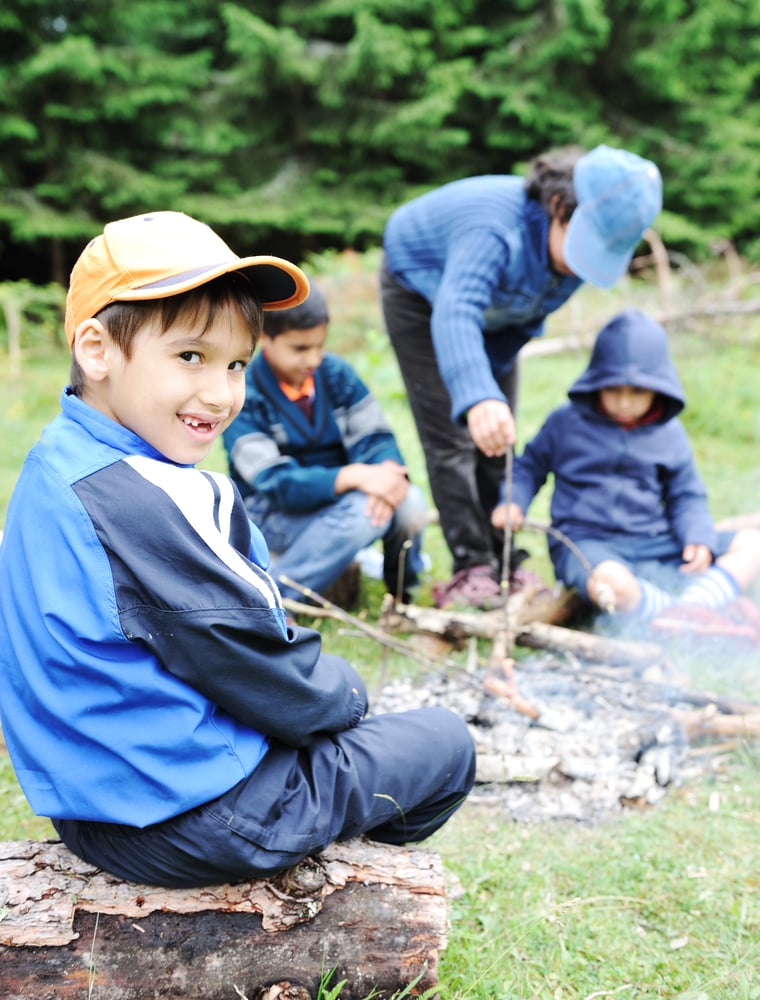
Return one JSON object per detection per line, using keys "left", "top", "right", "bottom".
{"left": 564, "top": 145, "right": 662, "bottom": 289}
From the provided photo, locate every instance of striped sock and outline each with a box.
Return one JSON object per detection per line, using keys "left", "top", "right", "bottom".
{"left": 634, "top": 578, "right": 674, "bottom": 619}
{"left": 678, "top": 565, "right": 741, "bottom": 610}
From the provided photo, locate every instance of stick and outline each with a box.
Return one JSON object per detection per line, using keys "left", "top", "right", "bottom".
{"left": 278, "top": 575, "right": 464, "bottom": 672}
{"left": 480, "top": 450, "right": 541, "bottom": 719}
{"left": 280, "top": 578, "right": 531, "bottom": 707}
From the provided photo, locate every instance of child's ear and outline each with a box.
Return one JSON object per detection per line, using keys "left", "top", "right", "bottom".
{"left": 72, "top": 319, "right": 112, "bottom": 381}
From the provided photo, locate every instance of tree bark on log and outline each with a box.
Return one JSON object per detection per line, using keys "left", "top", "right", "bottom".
{"left": 0, "top": 838, "right": 447, "bottom": 1000}
{"left": 677, "top": 705, "right": 760, "bottom": 740}
{"left": 383, "top": 601, "right": 666, "bottom": 667}
{"left": 516, "top": 620, "right": 667, "bottom": 668}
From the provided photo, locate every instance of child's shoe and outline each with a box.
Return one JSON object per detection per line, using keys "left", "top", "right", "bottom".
{"left": 650, "top": 602, "right": 758, "bottom": 643}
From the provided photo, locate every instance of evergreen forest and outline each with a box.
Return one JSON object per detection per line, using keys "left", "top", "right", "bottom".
{"left": 2, "top": 0, "right": 760, "bottom": 284}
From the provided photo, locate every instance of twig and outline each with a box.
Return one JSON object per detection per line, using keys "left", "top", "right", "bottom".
{"left": 521, "top": 518, "right": 593, "bottom": 573}
{"left": 480, "top": 449, "right": 542, "bottom": 718}
{"left": 280, "top": 578, "right": 537, "bottom": 706}
{"left": 520, "top": 518, "right": 618, "bottom": 611}
{"left": 279, "top": 576, "right": 464, "bottom": 672}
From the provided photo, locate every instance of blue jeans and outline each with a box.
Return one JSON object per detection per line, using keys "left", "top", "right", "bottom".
{"left": 246, "top": 486, "right": 428, "bottom": 601}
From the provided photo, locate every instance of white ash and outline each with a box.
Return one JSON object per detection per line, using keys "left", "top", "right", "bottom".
{"left": 369, "top": 655, "right": 696, "bottom": 824}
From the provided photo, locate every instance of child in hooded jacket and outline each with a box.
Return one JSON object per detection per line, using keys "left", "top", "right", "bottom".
{"left": 491, "top": 309, "right": 760, "bottom": 638}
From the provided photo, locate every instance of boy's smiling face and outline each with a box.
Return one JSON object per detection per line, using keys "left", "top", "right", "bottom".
{"left": 79, "top": 306, "right": 254, "bottom": 465}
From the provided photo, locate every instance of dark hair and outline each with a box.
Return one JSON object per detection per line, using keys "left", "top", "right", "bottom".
{"left": 262, "top": 283, "right": 328, "bottom": 338}
{"left": 69, "top": 272, "right": 263, "bottom": 394}
{"left": 524, "top": 146, "right": 586, "bottom": 222}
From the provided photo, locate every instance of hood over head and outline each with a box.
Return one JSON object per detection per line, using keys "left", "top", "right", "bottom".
{"left": 568, "top": 309, "right": 685, "bottom": 420}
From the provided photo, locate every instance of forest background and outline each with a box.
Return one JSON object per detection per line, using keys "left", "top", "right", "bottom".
{"left": 2, "top": 0, "right": 760, "bottom": 289}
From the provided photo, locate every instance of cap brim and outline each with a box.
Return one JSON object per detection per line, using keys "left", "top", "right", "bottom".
{"left": 122, "top": 255, "right": 310, "bottom": 310}
{"left": 564, "top": 209, "right": 630, "bottom": 290}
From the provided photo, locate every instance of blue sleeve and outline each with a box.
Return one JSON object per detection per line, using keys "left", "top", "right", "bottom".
{"left": 431, "top": 230, "right": 513, "bottom": 422}
{"left": 78, "top": 463, "right": 368, "bottom": 747}
{"left": 329, "top": 359, "right": 405, "bottom": 466}
{"left": 507, "top": 415, "right": 559, "bottom": 513}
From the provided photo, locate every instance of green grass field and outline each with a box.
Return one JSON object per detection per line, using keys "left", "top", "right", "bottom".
{"left": 1, "top": 252, "right": 759, "bottom": 998}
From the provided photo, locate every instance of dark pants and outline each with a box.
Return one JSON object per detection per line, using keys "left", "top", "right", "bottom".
{"left": 53, "top": 707, "right": 475, "bottom": 888}
{"left": 380, "top": 258, "right": 519, "bottom": 575}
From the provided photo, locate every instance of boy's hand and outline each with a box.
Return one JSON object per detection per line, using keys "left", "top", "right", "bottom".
{"left": 364, "top": 495, "right": 396, "bottom": 526}
{"left": 334, "top": 460, "right": 409, "bottom": 525}
{"left": 491, "top": 502, "right": 507, "bottom": 530}
{"left": 509, "top": 503, "right": 524, "bottom": 532}
{"left": 361, "top": 461, "right": 408, "bottom": 525}
{"left": 680, "top": 543, "right": 713, "bottom": 574}
{"left": 467, "top": 399, "right": 516, "bottom": 456}
{"left": 491, "top": 502, "right": 523, "bottom": 531}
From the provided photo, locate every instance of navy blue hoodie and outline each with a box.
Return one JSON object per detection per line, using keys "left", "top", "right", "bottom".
{"left": 510, "top": 309, "right": 717, "bottom": 554}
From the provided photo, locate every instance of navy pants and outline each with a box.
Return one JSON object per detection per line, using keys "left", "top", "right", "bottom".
{"left": 53, "top": 707, "right": 475, "bottom": 888}
{"left": 380, "top": 257, "right": 520, "bottom": 575}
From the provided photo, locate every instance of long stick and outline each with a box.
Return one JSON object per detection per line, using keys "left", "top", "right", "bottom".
{"left": 482, "top": 448, "right": 539, "bottom": 717}
{"left": 491, "top": 446, "right": 515, "bottom": 662}
{"left": 278, "top": 574, "right": 464, "bottom": 672}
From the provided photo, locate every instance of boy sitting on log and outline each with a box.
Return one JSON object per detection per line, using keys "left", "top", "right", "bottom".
{"left": 0, "top": 212, "right": 475, "bottom": 888}
{"left": 491, "top": 308, "right": 760, "bottom": 642}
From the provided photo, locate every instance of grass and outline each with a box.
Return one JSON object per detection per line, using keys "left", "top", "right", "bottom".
{"left": 1, "top": 251, "right": 759, "bottom": 997}
{"left": 430, "top": 742, "right": 760, "bottom": 999}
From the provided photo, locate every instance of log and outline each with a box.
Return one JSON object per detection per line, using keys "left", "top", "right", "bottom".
{"left": 0, "top": 838, "right": 447, "bottom": 1000}
{"left": 516, "top": 620, "right": 667, "bottom": 668}
{"left": 384, "top": 601, "right": 666, "bottom": 667}
{"left": 677, "top": 705, "right": 760, "bottom": 741}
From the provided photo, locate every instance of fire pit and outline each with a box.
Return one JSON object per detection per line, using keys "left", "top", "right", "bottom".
{"left": 370, "top": 646, "right": 759, "bottom": 824}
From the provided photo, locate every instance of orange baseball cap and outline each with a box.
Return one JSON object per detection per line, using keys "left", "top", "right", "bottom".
{"left": 64, "top": 211, "right": 310, "bottom": 347}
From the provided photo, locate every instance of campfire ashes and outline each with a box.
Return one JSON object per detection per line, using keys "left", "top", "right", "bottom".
{"left": 370, "top": 654, "right": 702, "bottom": 825}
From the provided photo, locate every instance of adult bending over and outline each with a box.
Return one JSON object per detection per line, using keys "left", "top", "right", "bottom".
{"left": 380, "top": 144, "right": 662, "bottom": 608}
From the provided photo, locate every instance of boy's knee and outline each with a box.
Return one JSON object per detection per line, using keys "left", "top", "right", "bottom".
{"left": 424, "top": 707, "right": 476, "bottom": 771}
{"left": 393, "top": 486, "right": 428, "bottom": 536}
{"left": 588, "top": 560, "right": 639, "bottom": 613}
{"left": 732, "top": 527, "right": 760, "bottom": 557}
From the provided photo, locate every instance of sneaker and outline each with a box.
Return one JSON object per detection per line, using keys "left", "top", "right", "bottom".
{"left": 432, "top": 564, "right": 502, "bottom": 610}
{"left": 724, "top": 595, "right": 760, "bottom": 633}
{"left": 509, "top": 565, "right": 551, "bottom": 597}
{"left": 650, "top": 602, "right": 759, "bottom": 644}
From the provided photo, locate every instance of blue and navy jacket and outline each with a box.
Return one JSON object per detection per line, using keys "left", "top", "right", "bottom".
{"left": 382, "top": 175, "right": 582, "bottom": 422}
{"left": 224, "top": 351, "right": 405, "bottom": 511}
{"left": 0, "top": 390, "right": 367, "bottom": 827}
{"left": 509, "top": 309, "right": 718, "bottom": 554}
